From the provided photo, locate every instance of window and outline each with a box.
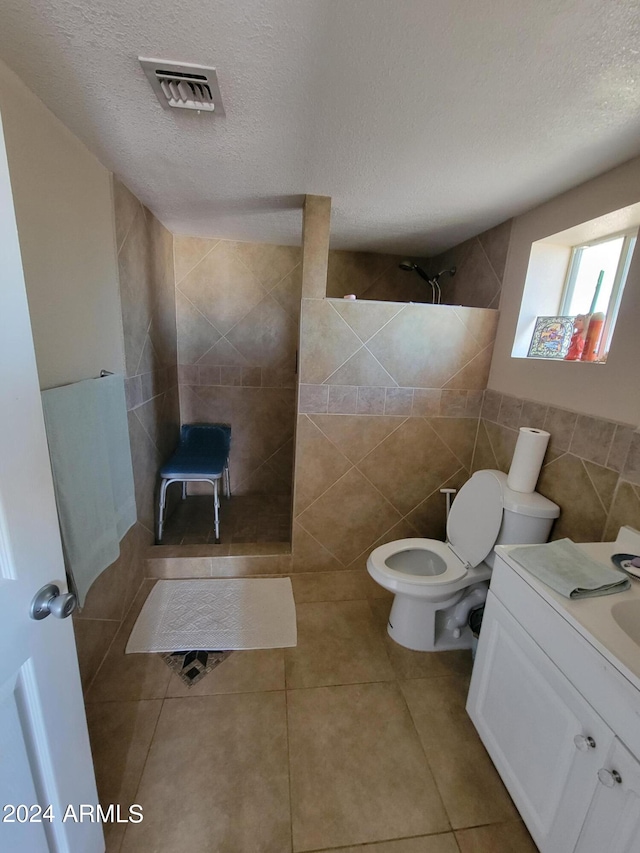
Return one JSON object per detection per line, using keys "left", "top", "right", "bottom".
{"left": 558, "top": 229, "right": 637, "bottom": 361}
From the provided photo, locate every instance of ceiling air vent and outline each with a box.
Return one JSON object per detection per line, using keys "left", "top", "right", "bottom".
{"left": 139, "top": 58, "right": 224, "bottom": 114}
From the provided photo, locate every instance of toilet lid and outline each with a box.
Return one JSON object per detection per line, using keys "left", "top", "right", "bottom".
{"left": 446, "top": 470, "right": 503, "bottom": 567}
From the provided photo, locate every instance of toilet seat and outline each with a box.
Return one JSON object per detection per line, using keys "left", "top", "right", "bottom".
{"left": 369, "top": 538, "right": 468, "bottom": 586}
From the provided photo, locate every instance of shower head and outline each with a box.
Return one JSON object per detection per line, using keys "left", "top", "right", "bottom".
{"left": 398, "top": 261, "right": 456, "bottom": 304}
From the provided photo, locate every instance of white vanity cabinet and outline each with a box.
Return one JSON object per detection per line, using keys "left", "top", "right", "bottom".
{"left": 467, "top": 550, "right": 640, "bottom": 853}
{"left": 576, "top": 738, "right": 640, "bottom": 853}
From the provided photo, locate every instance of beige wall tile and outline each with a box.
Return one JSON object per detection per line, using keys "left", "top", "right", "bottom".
{"left": 327, "top": 346, "right": 397, "bottom": 387}
{"left": 179, "top": 240, "right": 266, "bottom": 335}
{"left": 357, "top": 386, "right": 387, "bottom": 414}
{"left": 299, "top": 298, "right": 361, "bottom": 384}
{"left": 543, "top": 406, "right": 577, "bottom": 454}
{"left": 482, "top": 388, "right": 502, "bottom": 421}
{"left": 72, "top": 617, "right": 119, "bottom": 690}
{"left": 328, "top": 384, "right": 358, "bottom": 414}
{"left": 296, "top": 468, "right": 402, "bottom": 566}
{"left": 497, "top": 394, "right": 523, "bottom": 428}
{"left": 293, "top": 415, "right": 353, "bottom": 515}
{"left": 301, "top": 195, "right": 331, "bottom": 298}
{"left": 407, "top": 468, "right": 468, "bottom": 540}
{"left": 443, "top": 344, "right": 494, "bottom": 390}
{"left": 309, "top": 414, "right": 405, "bottom": 465}
{"left": 173, "top": 235, "right": 218, "bottom": 285}
{"left": 519, "top": 399, "right": 548, "bottom": 430}
{"left": 607, "top": 424, "right": 635, "bottom": 472}
{"left": 358, "top": 418, "right": 460, "bottom": 516}
{"left": 299, "top": 383, "right": 329, "bottom": 413}
{"left": 292, "top": 521, "right": 344, "bottom": 573}
{"left": 176, "top": 289, "right": 220, "bottom": 364}
{"left": 537, "top": 453, "right": 607, "bottom": 542}
{"left": 367, "top": 305, "right": 481, "bottom": 388}
{"left": 385, "top": 387, "right": 414, "bottom": 415}
{"left": 412, "top": 389, "right": 441, "bottom": 417}
{"left": 227, "top": 294, "right": 297, "bottom": 370}
{"left": 331, "top": 298, "right": 405, "bottom": 342}
{"left": 604, "top": 480, "right": 640, "bottom": 540}
{"left": 570, "top": 414, "right": 616, "bottom": 466}
{"left": 231, "top": 241, "right": 301, "bottom": 290}
{"left": 326, "top": 250, "right": 395, "bottom": 299}
{"left": 622, "top": 431, "right": 640, "bottom": 486}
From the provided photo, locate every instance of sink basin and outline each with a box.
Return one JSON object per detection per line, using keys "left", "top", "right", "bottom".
{"left": 611, "top": 600, "right": 640, "bottom": 647}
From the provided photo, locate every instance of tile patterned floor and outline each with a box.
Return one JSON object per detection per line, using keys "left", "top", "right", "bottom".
{"left": 161, "top": 494, "right": 292, "bottom": 545}
{"left": 85, "top": 577, "right": 538, "bottom": 853}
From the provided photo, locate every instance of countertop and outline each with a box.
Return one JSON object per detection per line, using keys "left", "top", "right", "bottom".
{"left": 497, "top": 526, "right": 640, "bottom": 694}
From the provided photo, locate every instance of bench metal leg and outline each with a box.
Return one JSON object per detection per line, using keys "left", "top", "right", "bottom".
{"left": 182, "top": 482, "right": 187, "bottom": 500}
{"left": 157, "top": 478, "right": 169, "bottom": 544}
{"left": 224, "top": 461, "right": 231, "bottom": 499}
{"left": 213, "top": 479, "right": 221, "bottom": 544}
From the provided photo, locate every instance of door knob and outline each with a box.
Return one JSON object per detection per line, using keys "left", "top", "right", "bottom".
{"left": 30, "top": 583, "right": 77, "bottom": 620}
{"left": 574, "top": 734, "right": 596, "bottom": 751}
{"left": 597, "top": 768, "right": 623, "bottom": 787}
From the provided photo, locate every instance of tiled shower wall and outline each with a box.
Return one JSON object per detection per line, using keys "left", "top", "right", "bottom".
{"left": 175, "top": 237, "right": 301, "bottom": 495}
{"left": 292, "top": 297, "right": 499, "bottom": 572}
{"left": 473, "top": 389, "right": 640, "bottom": 542}
{"left": 326, "top": 250, "right": 431, "bottom": 302}
{"left": 73, "top": 178, "right": 180, "bottom": 689}
{"left": 426, "top": 219, "right": 512, "bottom": 309}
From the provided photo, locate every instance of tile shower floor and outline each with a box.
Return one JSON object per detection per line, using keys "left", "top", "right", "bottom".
{"left": 161, "top": 494, "right": 292, "bottom": 545}
{"left": 84, "top": 577, "right": 537, "bottom": 853}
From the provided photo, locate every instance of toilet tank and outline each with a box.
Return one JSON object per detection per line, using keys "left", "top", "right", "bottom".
{"left": 484, "top": 471, "right": 560, "bottom": 568}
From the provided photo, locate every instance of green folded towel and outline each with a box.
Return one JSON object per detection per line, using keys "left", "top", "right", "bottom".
{"left": 508, "top": 538, "right": 630, "bottom": 599}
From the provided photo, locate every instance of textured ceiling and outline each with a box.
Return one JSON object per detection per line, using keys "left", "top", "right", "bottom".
{"left": 1, "top": 0, "right": 640, "bottom": 254}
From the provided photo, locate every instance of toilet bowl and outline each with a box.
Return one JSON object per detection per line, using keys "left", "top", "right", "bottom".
{"left": 367, "top": 470, "right": 559, "bottom": 652}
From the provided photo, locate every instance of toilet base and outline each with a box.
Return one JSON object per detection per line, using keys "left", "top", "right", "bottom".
{"left": 386, "top": 586, "right": 487, "bottom": 652}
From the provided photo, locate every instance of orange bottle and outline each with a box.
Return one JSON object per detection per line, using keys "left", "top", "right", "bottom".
{"left": 582, "top": 312, "right": 605, "bottom": 362}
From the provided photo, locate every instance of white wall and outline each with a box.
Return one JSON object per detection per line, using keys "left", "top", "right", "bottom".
{"left": 0, "top": 59, "right": 124, "bottom": 390}
{"left": 490, "top": 156, "right": 640, "bottom": 427}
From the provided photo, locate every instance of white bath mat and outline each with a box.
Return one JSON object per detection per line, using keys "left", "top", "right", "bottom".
{"left": 125, "top": 578, "right": 297, "bottom": 653}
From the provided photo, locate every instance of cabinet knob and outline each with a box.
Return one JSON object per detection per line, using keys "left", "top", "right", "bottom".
{"left": 573, "top": 734, "right": 596, "bottom": 751}
{"left": 597, "top": 768, "right": 622, "bottom": 787}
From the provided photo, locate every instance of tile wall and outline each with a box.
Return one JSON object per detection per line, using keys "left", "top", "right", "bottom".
{"left": 426, "top": 219, "right": 512, "bottom": 309}
{"left": 175, "top": 237, "right": 301, "bottom": 495}
{"left": 73, "top": 178, "right": 180, "bottom": 689}
{"left": 474, "top": 389, "right": 640, "bottom": 542}
{"left": 326, "top": 249, "right": 431, "bottom": 302}
{"left": 292, "top": 297, "right": 500, "bottom": 572}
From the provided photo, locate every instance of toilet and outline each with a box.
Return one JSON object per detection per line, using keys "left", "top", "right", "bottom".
{"left": 367, "top": 469, "right": 559, "bottom": 651}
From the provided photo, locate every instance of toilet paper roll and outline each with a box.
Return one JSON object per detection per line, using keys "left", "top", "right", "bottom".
{"left": 507, "top": 427, "right": 550, "bottom": 493}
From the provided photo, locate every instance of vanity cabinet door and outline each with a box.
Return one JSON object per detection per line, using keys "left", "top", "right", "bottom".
{"left": 467, "top": 592, "right": 615, "bottom": 853}
{"left": 575, "top": 738, "right": 640, "bottom": 853}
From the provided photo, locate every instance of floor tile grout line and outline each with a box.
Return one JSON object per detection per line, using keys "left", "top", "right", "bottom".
{"left": 122, "top": 695, "right": 166, "bottom": 848}
{"left": 284, "top": 689, "right": 295, "bottom": 853}
{"left": 301, "top": 827, "right": 461, "bottom": 852}
{"left": 83, "top": 577, "right": 151, "bottom": 697}
{"left": 395, "top": 677, "right": 456, "bottom": 835}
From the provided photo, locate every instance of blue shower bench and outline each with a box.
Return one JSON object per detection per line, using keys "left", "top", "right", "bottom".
{"left": 157, "top": 423, "right": 231, "bottom": 545}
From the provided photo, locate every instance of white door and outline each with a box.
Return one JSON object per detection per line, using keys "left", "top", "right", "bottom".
{"left": 0, "top": 112, "right": 103, "bottom": 852}
{"left": 576, "top": 738, "right": 640, "bottom": 853}
{"left": 467, "top": 591, "right": 614, "bottom": 853}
